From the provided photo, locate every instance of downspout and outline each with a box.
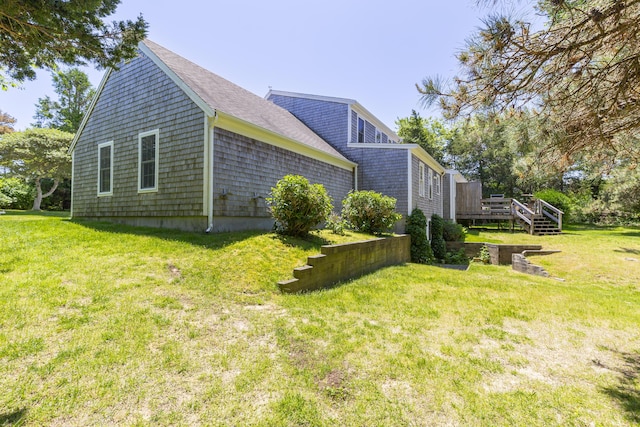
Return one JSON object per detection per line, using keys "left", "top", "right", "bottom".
{"left": 205, "top": 111, "right": 217, "bottom": 232}
{"left": 354, "top": 164, "right": 358, "bottom": 191}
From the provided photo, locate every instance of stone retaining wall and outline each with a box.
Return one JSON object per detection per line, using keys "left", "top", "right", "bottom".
{"left": 278, "top": 235, "right": 410, "bottom": 293}
{"left": 486, "top": 244, "right": 543, "bottom": 265}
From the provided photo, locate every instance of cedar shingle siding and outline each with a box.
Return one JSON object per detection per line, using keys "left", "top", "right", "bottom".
{"left": 71, "top": 41, "right": 451, "bottom": 233}
{"left": 212, "top": 128, "right": 352, "bottom": 219}
{"left": 72, "top": 52, "right": 206, "bottom": 225}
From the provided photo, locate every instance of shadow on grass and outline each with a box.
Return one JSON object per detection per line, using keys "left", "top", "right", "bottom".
{"left": 0, "top": 209, "right": 69, "bottom": 218}
{"left": 69, "top": 218, "right": 328, "bottom": 253}
{"left": 615, "top": 247, "right": 640, "bottom": 255}
{"left": 595, "top": 349, "right": 640, "bottom": 423}
{"left": 272, "top": 232, "right": 330, "bottom": 250}
{"left": 0, "top": 408, "right": 28, "bottom": 425}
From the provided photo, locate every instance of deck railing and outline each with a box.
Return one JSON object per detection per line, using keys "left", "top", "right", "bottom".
{"left": 534, "top": 199, "right": 564, "bottom": 231}
{"left": 511, "top": 199, "right": 535, "bottom": 232}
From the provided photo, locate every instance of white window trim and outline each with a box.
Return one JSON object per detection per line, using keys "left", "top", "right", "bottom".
{"left": 375, "top": 128, "right": 382, "bottom": 143}
{"left": 97, "top": 140, "right": 114, "bottom": 197}
{"left": 435, "top": 173, "right": 441, "bottom": 196}
{"left": 357, "top": 117, "right": 365, "bottom": 143}
{"left": 138, "top": 129, "right": 159, "bottom": 193}
{"left": 428, "top": 168, "right": 434, "bottom": 200}
{"left": 419, "top": 162, "right": 425, "bottom": 197}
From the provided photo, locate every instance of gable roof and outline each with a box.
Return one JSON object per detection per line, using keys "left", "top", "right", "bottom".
{"left": 143, "top": 40, "right": 350, "bottom": 162}
{"left": 70, "top": 40, "right": 353, "bottom": 166}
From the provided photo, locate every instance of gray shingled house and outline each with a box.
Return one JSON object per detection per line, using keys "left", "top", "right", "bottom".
{"left": 70, "top": 40, "right": 458, "bottom": 233}
{"left": 266, "top": 91, "right": 451, "bottom": 232}
{"left": 69, "top": 40, "right": 356, "bottom": 232}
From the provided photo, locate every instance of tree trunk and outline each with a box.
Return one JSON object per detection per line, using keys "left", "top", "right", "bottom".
{"left": 31, "top": 177, "right": 59, "bottom": 211}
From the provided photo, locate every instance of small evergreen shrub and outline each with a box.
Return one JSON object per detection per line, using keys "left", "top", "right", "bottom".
{"left": 443, "top": 220, "right": 466, "bottom": 242}
{"left": 325, "top": 212, "right": 347, "bottom": 235}
{"left": 342, "top": 190, "right": 402, "bottom": 235}
{"left": 534, "top": 189, "right": 573, "bottom": 223}
{"left": 406, "top": 208, "right": 434, "bottom": 264}
{"left": 267, "top": 175, "right": 332, "bottom": 237}
{"left": 430, "top": 214, "right": 446, "bottom": 261}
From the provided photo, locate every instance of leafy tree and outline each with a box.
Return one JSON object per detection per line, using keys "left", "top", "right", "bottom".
{"left": 448, "top": 114, "right": 520, "bottom": 196}
{"left": 33, "top": 68, "right": 96, "bottom": 133}
{"left": 0, "top": 128, "right": 72, "bottom": 210}
{"left": 396, "top": 110, "right": 449, "bottom": 164}
{"left": 418, "top": 0, "right": 640, "bottom": 166}
{"left": 0, "top": 176, "right": 34, "bottom": 209}
{"left": 267, "top": 175, "right": 333, "bottom": 237}
{"left": 0, "top": 0, "right": 147, "bottom": 88}
{"left": 0, "top": 110, "right": 16, "bottom": 134}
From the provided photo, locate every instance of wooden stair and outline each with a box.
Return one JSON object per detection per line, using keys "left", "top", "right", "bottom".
{"left": 517, "top": 214, "right": 562, "bottom": 235}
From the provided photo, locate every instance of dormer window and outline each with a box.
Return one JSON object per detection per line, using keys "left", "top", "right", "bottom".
{"left": 375, "top": 129, "right": 382, "bottom": 143}
{"left": 357, "top": 118, "right": 365, "bottom": 143}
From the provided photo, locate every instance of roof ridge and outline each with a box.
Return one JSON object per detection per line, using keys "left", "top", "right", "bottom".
{"left": 141, "top": 39, "right": 350, "bottom": 163}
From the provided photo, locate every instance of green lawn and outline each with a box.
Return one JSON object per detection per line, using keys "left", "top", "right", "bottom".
{"left": 1, "top": 213, "right": 639, "bottom": 426}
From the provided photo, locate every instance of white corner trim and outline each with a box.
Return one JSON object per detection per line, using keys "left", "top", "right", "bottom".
{"left": 407, "top": 150, "right": 413, "bottom": 215}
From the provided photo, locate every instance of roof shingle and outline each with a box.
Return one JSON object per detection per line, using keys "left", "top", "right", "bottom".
{"left": 142, "top": 40, "right": 349, "bottom": 161}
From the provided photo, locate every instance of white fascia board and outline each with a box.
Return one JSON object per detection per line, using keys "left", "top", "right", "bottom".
{"left": 410, "top": 146, "right": 446, "bottom": 174}
{"left": 139, "top": 42, "right": 215, "bottom": 118}
{"left": 214, "top": 111, "right": 357, "bottom": 171}
{"left": 346, "top": 142, "right": 445, "bottom": 173}
{"left": 446, "top": 169, "right": 468, "bottom": 183}
{"left": 265, "top": 89, "right": 356, "bottom": 106}
{"left": 350, "top": 103, "right": 399, "bottom": 140}
{"left": 68, "top": 68, "right": 112, "bottom": 153}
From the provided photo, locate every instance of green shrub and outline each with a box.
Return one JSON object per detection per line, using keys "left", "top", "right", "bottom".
{"left": 443, "top": 220, "right": 466, "bottom": 242}
{"left": 534, "top": 189, "right": 573, "bottom": 223}
{"left": 266, "top": 175, "right": 333, "bottom": 237}
{"left": 342, "top": 190, "right": 401, "bottom": 235}
{"left": 444, "top": 249, "right": 469, "bottom": 265}
{"left": 0, "top": 177, "right": 34, "bottom": 210}
{"left": 0, "top": 192, "right": 11, "bottom": 208}
{"left": 478, "top": 244, "right": 491, "bottom": 264}
{"left": 406, "top": 208, "right": 434, "bottom": 264}
{"left": 430, "top": 214, "right": 446, "bottom": 261}
{"left": 325, "top": 212, "right": 347, "bottom": 235}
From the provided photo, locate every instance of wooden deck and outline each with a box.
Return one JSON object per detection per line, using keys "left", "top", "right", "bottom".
{"left": 454, "top": 182, "right": 564, "bottom": 235}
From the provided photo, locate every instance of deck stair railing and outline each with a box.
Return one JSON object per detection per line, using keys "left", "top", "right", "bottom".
{"left": 534, "top": 199, "right": 563, "bottom": 232}
{"left": 511, "top": 198, "right": 563, "bottom": 235}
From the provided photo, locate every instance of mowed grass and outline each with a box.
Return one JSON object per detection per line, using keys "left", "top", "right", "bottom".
{"left": 1, "top": 213, "right": 639, "bottom": 426}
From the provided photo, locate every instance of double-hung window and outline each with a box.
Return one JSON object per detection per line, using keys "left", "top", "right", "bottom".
{"left": 138, "top": 129, "right": 159, "bottom": 192}
{"left": 435, "top": 174, "right": 441, "bottom": 196}
{"left": 428, "top": 168, "right": 434, "bottom": 200}
{"left": 419, "top": 163, "right": 426, "bottom": 197}
{"left": 357, "top": 118, "right": 365, "bottom": 143}
{"left": 97, "top": 141, "right": 113, "bottom": 196}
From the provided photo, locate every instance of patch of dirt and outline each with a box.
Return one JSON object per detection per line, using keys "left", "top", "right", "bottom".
{"left": 480, "top": 319, "right": 640, "bottom": 393}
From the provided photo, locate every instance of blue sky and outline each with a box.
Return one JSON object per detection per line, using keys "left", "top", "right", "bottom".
{"left": 2, "top": 0, "right": 494, "bottom": 131}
